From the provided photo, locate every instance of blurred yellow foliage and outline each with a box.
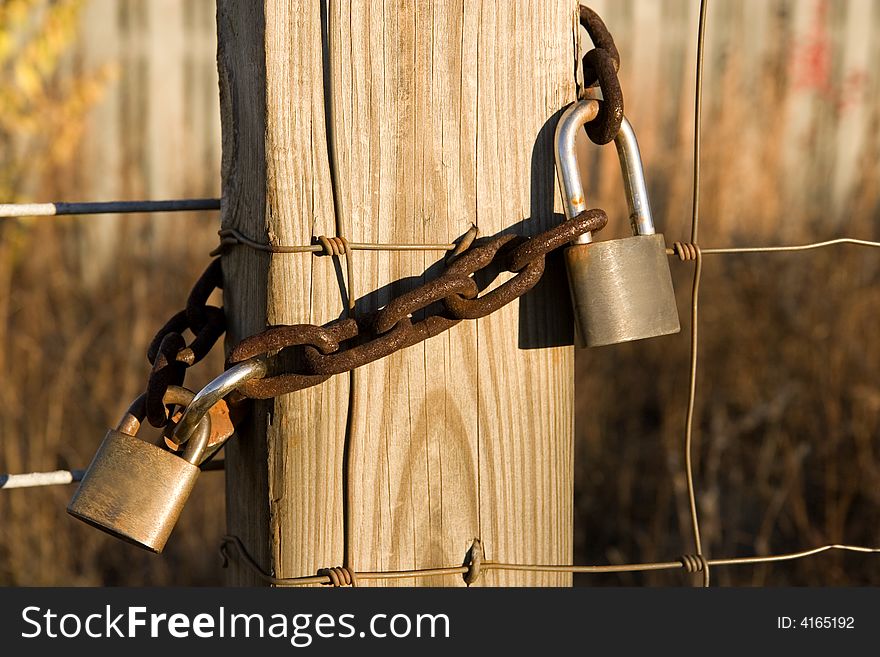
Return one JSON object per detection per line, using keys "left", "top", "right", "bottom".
{"left": 0, "top": 0, "right": 113, "bottom": 200}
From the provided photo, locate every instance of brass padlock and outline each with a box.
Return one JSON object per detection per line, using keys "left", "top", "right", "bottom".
{"left": 555, "top": 100, "right": 680, "bottom": 347}
{"left": 69, "top": 359, "right": 267, "bottom": 553}
{"left": 67, "top": 386, "right": 212, "bottom": 553}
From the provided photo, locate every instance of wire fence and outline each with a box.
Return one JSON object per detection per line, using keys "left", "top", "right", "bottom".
{"left": 0, "top": 461, "right": 225, "bottom": 490}
{"left": 218, "top": 536, "right": 880, "bottom": 587}
{"left": 0, "top": 199, "right": 220, "bottom": 217}
{"left": 2, "top": 0, "right": 879, "bottom": 587}
{"left": 4, "top": 225, "right": 876, "bottom": 585}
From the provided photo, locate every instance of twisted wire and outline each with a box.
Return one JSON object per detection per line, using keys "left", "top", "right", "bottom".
{"left": 680, "top": 554, "right": 708, "bottom": 574}
{"left": 317, "top": 566, "right": 358, "bottom": 587}
{"left": 315, "top": 235, "right": 355, "bottom": 313}
{"left": 670, "top": 241, "right": 700, "bottom": 261}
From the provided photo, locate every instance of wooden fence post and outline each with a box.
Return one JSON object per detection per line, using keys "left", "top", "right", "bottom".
{"left": 217, "top": 0, "right": 579, "bottom": 586}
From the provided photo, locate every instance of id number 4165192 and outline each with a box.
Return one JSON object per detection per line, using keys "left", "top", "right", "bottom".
{"left": 777, "top": 616, "right": 854, "bottom": 630}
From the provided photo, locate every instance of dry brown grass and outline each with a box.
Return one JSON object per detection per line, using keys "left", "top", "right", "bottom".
{"left": 574, "top": 0, "right": 880, "bottom": 585}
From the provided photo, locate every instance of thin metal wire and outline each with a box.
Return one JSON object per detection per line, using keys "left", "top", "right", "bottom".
{"left": 0, "top": 460, "right": 225, "bottom": 489}
{"left": 487, "top": 561, "right": 682, "bottom": 574}
{"left": 220, "top": 536, "right": 468, "bottom": 586}
{"left": 0, "top": 469, "right": 86, "bottom": 489}
{"left": 220, "top": 534, "right": 880, "bottom": 586}
{"left": 321, "top": 3, "right": 359, "bottom": 578}
{"left": 491, "top": 544, "right": 880, "bottom": 575}
{"left": 342, "top": 368, "right": 359, "bottom": 574}
{"left": 666, "top": 237, "right": 880, "bottom": 258}
{"left": 709, "top": 544, "right": 880, "bottom": 566}
{"left": 213, "top": 227, "right": 458, "bottom": 255}
{"left": 0, "top": 199, "right": 220, "bottom": 217}
{"left": 701, "top": 238, "right": 880, "bottom": 254}
{"left": 683, "top": 247, "right": 707, "bottom": 587}
{"left": 680, "top": 0, "right": 711, "bottom": 588}
{"left": 690, "top": 0, "right": 709, "bottom": 244}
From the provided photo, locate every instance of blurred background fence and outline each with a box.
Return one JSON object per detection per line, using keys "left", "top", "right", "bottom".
{"left": 1, "top": 0, "right": 879, "bottom": 585}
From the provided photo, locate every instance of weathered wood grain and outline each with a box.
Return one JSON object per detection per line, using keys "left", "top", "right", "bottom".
{"left": 219, "top": 0, "right": 581, "bottom": 587}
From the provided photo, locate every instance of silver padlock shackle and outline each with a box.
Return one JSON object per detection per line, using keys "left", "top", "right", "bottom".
{"left": 116, "top": 385, "right": 213, "bottom": 467}
{"left": 172, "top": 358, "right": 269, "bottom": 452}
{"left": 555, "top": 99, "right": 654, "bottom": 243}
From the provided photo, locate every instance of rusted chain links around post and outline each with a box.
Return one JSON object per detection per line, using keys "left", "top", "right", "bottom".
{"left": 145, "top": 260, "right": 226, "bottom": 427}
{"left": 578, "top": 5, "right": 623, "bottom": 145}
{"left": 227, "top": 209, "right": 607, "bottom": 399}
{"left": 140, "top": 6, "right": 623, "bottom": 424}
{"left": 140, "top": 209, "right": 605, "bottom": 411}
{"left": 118, "top": 5, "right": 627, "bottom": 424}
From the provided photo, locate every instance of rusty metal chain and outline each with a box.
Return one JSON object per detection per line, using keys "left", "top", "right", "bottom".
{"left": 145, "top": 259, "right": 226, "bottom": 426}
{"left": 227, "top": 209, "right": 608, "bottom": 399}
{"left": 578, "top": 5, "right": 623, "bottom": 145}
{"left": 138, "top": 4, "right": 623, "bottom": 412}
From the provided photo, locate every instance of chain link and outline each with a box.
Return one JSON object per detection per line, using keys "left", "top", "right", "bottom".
{"left": 145, "top": 210, "right": 609, "bottom": 403}
{"left": 145, "top": 260, "right": 226, "bottom": 426}
{"left": 224, "top": 209, "right": 607, "bottom": 396}
{"left": 442, "top": 234, "right": 544, "bottom": 320}
{"left": 578, "top": 5, "right": 624, "bottom": 145}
